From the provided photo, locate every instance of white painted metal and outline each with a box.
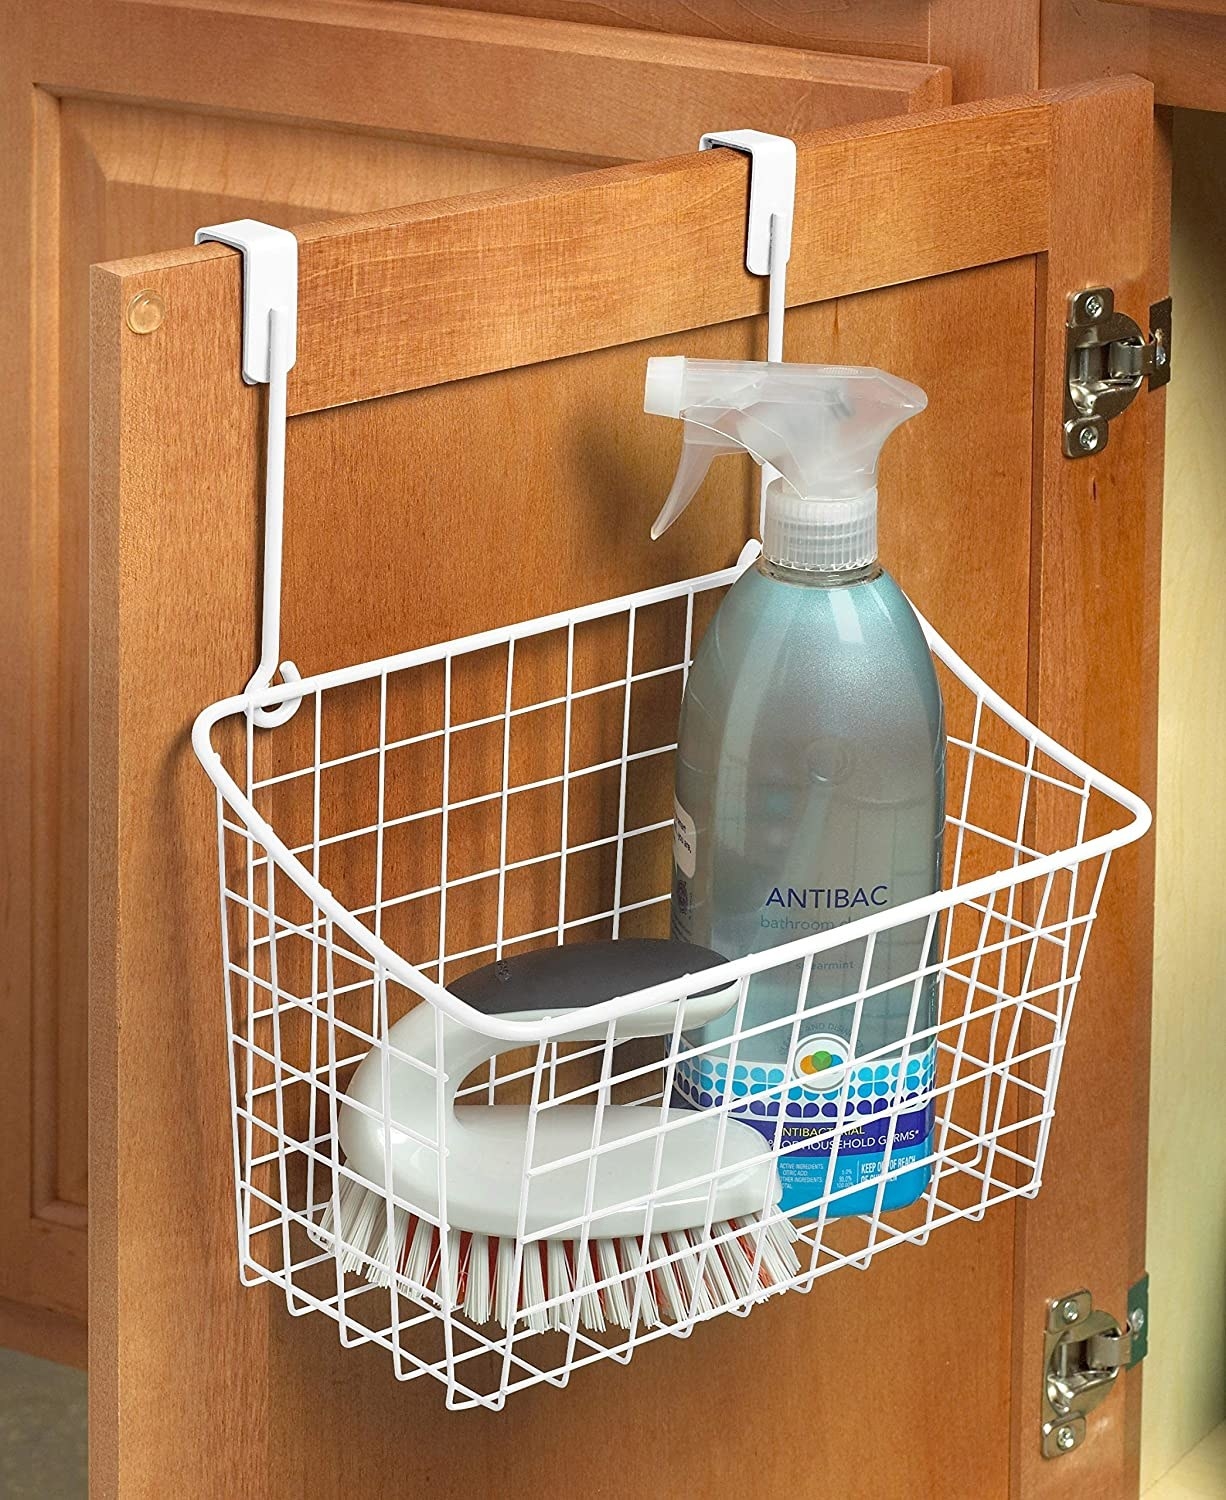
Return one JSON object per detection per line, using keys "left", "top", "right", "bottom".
{"left": 195, "top": 220, "right": 301, "bottom": 725}
{"left": 189, "top": 162, "right": 1150, "bottom": 1409}
{"left": 699, "top": 130, "right": 796, "bottom": 527}
{"left": 698, "top": 130, "right": 795, "bottom": 287}
{"left": 194, "top": 219, "right": 298, "bottom": 384}
{"left": 193, "top": 539, "right": 1150, "bottom": 1408}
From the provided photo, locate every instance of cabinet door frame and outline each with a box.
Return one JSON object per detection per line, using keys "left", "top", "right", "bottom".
{"left": 91, "top": 77, "right": 1161, "bottom": 1498}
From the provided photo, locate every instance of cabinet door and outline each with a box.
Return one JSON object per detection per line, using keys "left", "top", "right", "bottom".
{"left": 0, "top": 0, "right": 946, "bottom": 1346}
{"left": 90, "top": 78, "right": 1161, "bottom": 1499}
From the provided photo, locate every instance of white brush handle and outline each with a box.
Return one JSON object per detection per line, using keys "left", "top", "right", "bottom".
{"left": 355, "top": 978, "right": 742, "bottom": 1103}
{"left": 338, "top": 979, "right": 781, "bottom": 1238}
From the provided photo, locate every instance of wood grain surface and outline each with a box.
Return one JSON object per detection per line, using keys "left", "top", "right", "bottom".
{"left": 91, "top": 79, "right": 1158, "bottom": 1498}
{"left": 113, "top": 95, "right": 1054, "bottom": 415}
{"left": 1105, "top": 0, "right": 1226, "bottom": 16}
{"left": 0, "top": 0, "right": 90, "bottom": 1345}
{"left": 91, "top": 258, "right": 1028, "bottom": 1500}
{"left": 1040, "top": 0, "right": 1226, "bottom": 113}
{"left": 2, "top": 0, "right": 941, "bottom": 1341}
{"left": 34, "top": 0, "right": 949, "bottom": 162}
{"left": 1012, "top": 76, "right": 1160, "bottom": 1500}
{"left": 399, "top": 0, "right": 1226, "bottom": 111}
{"left": 400, "top": 0, "right": 933, "bottom": 61}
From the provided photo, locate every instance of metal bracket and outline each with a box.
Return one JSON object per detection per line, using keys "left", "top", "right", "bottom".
{"left": 700, "top": 129, "right": 797, "bottom": 528}
{"left": 195, "top": 219, "right": 301, "bottom": 727}
{"left": 1063, "top": 286, "right": 1171, "bottom": 458}
{"left": 1041, "top": 1289, "right": 1132, "bottom": 1458}
{"left": 195, "top": 219, "right": 298, "bottom": 385}
{"left": 700, "top": 128, "right": 795, "bottom": 365}
{"left": 1127, "top": 1273, "right": 1149, "bottom": 1367}
{"left": 699, "top": 129, "right": 796, "bottom": 285}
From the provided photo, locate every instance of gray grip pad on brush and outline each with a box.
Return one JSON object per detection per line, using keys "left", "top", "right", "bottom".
{"left": 448, "top": 938, "right": 729, "bottom": 1017}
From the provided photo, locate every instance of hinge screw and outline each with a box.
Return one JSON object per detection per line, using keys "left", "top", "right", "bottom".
{"left": 1084, "top": 293, "right": 1105, "bottom": 320}
{"left": 1059, "top": 1298, "right": 1081, "bottom": 1324}
{"left": 1154, "top": 339, "right": 1168, "bottom": 368}
{"left": 1056, "top": 1426, "right": 1077, "bottom": 1452}
{"left": 1130, "top": 1307, "right": 1146, "bottom": 1332}
{"left": 1077, "top": 427, "right": 1100, "bottom": 453}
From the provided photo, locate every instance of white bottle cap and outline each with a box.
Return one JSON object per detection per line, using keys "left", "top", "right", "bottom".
{"left": 762, "top": 479, "right": 878, "bottom": 571}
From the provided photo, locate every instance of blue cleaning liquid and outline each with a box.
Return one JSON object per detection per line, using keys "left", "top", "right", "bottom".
{"left": 671, "top": 556, "right": 946, "bottom": 1217}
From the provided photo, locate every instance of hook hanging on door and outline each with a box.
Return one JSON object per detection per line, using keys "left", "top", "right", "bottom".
{"left": 699, "top": 130, "right": 797, "bottom": 535}
{"left": 700, "top": 129, "right": 796, "bottom": 361}
{"left": 195, "top": 218, "right": 302, "bottom": 728}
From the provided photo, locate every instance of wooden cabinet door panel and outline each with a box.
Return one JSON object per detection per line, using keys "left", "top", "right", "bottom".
{"left": 90, "top": 78, "right": 1160, "bottom": 1498}
{"left": 0, "top": 0, "right": 946, "bottom": 1338}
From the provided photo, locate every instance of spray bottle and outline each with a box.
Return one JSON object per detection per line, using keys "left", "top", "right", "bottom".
{"left": 646, "top": 357, "right": 945, "bottom": 1217}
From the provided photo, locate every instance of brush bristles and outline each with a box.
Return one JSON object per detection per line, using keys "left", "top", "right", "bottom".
{"left": 309, "top": 1178, "right": 801, "bottom": 1334}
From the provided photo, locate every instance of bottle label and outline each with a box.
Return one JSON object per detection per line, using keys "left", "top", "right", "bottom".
{"left": 674, "top": 1041, "right": 935, "bottom": 1216}
{"left": 672, "top": 797, "right": 697, "bottom": 880}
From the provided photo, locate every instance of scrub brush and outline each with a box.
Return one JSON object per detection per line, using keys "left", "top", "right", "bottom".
{"left": 310, "top": 939, "right": 800, "bottom": 1333}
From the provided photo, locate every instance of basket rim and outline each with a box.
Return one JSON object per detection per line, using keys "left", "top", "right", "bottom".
{"left": 191, "top": 543, "right": 1151, "bottom": 1043}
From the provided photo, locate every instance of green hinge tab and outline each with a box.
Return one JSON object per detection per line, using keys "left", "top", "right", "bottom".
{"left": 1128, "top": 1274, "right": 1149, "bottom": 1368}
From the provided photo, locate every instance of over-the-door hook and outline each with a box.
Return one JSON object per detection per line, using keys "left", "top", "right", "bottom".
{"left": 700, "top": 130, "right": 797, "bottom": 532}
{"left": 195, "top": 218, "right": 302, "bottom": 729}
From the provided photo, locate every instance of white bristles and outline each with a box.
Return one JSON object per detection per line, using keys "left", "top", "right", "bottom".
{"left": 311, "top": 1184, "right": 801, "bottom": 1335}
{"left": 718, "top": 1217, "right": 765, "bottom": 1301}
{"left": 520, "top": 1243, "right": 548, "bottom": 1333}
{"left": 546, "top": 1241, "right": 573, "bottom": 1331}
{"left": 668, "top": 1229, "right": 713, "bottom": 1319}
{"left": 404, "top": 1215, "right": 437, "bottom": 1292}
{"left": 464, "top": 1233, "right": 492, "bottom": 1325}
{"left": 596, "top": 1237, "right": 629, "bottom": 1329}
{"left": 494, "top": 1237, "right": 518, "bottom": 1331}
{"left": 625, "top": 1238, "right": 659, "bottom": 1327}
{"left": 648, "top": 1233, "right": 684, "bottom": 1323}
{"left": 441, "top": 1224, "right": 462, "bottom": 1307}
{"left": 575, "top": 1242, "right": 606, "bottom": 1333}
{"left": 694, "top": 1225, "right": 736, "bottom": 1310}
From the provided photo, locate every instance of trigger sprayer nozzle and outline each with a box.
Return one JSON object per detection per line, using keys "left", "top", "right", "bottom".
{"left": 643, "top": 356, "right": 686, "bottom": 418}
{"left": 643, "top": 357, "right": 926, "bottom": 572}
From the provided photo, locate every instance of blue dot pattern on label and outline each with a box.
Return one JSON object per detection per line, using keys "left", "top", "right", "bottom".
{"left": 673, "top": 1047, "right": 936, "bottom": 1216}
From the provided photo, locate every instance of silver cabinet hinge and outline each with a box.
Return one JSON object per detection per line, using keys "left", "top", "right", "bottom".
{"left": 1064, "top": 287, "right": 1171, "bottom": 458}
{"left": 1126, "top": 1273, "right": 1149, "bottom": 1367}
{"left": 1041, "top": 1288, "right": 1141, "bottom": 1457}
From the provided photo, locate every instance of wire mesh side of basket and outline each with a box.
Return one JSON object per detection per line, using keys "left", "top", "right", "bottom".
{"left": 194, "top": 551, "right": 1149, "bottom": 1408}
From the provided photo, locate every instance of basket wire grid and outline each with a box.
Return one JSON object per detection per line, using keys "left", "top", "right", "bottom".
{"left": 193, "top": 544, "right": 1150, "bottom": 1410}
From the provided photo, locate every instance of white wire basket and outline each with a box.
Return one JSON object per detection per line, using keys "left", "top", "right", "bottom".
{"left": 192, "top": 542, "right": 1150, "bottom": 1411}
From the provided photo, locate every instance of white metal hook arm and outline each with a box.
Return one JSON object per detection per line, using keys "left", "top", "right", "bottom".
{"left": 699, "top": 130, "right": 797, "bottom": 532}
{"left": 194, "top": 219, "right": 302, "bottom": 729}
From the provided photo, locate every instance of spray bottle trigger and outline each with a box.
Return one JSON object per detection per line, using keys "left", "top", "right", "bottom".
{"left": 650, "top": 422, "right": 742, "bottom": 540}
